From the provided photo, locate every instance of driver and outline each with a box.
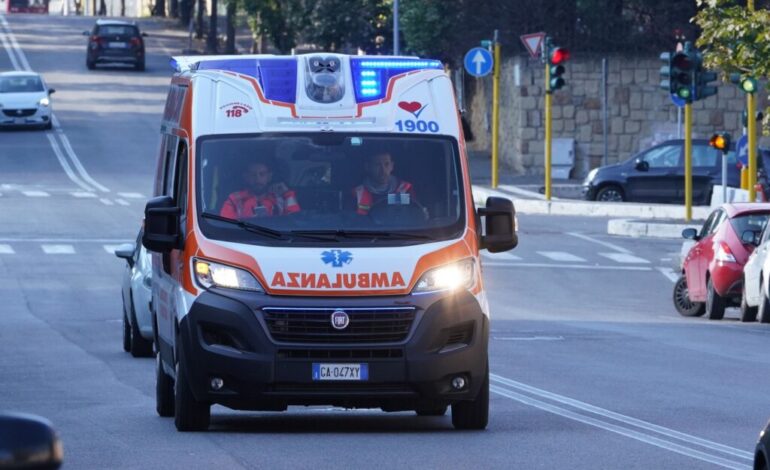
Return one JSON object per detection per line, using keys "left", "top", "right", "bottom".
{"left": 220, "top": 159, "right": 300, "bottom": 219}
{"left": 353, "top": 151, "right": 419, "bottom": 216}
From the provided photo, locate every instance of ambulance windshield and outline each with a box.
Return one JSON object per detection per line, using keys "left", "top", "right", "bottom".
{"left": 196, "top": 133, "right": 465, "bottom": 246}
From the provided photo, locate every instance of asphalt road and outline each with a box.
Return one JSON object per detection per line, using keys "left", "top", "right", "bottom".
{"left": 1, "top": 14, "right": 768, "bottom": 470}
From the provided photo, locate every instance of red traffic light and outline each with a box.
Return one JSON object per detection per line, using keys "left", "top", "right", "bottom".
{"left": 671, "top": 52, "right": 693, "bottom": 71}
{"left": 549, "top": 47, "right": 570, "bottom": 65}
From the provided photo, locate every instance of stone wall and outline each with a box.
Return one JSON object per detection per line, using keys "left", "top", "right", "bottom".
{"left": 464, "top": 54, "right": 768, "bottom": 178}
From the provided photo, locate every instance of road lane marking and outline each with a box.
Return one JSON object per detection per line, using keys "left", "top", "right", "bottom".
{"left": 21, "top": 190, "right": 50, "bottom": 197}
{"left": 0, "top": 16, "right": 20, "bottom": 70}
{"left": 100, "top": 198, "right": 114, "bottom": 206}
{"left": 490, "top": 385, "right": 749, "bottom": 470}
{"left": 103, "top": 244, "right": 124, "bottom": 254}
{"left": 71, "top": 191, "right": 97, "bottom": 198}
{"left": 52, "top": 116, "right": 110, "bottom": 193}
{"left": 657, "top": 267, "right": 679, "bottom": 283}
{"left": 115, "top": 199, "right": 129, "bottom": 206}
{"left": 567, "top": 232, "right": 632, "bottom": 254}
{"left": 491, "top": 374, "right": 753, "bottom": 461}
{"left": 0, "top": 238, "right": 131, "bottom": 243}
{"left": 598, "top": 252, "right": 650, "bottom": 264}
{"left": 537, "top": 251, "right": 586, "bottom": 262}
{"left": 483, "top": 262, "right": 651, "bottom": 271}
{"left": 41, "top": 244, "right": 75, "bottom": 254}
{"left": 481, "top": 252, "right": 522, "bottom": 262}
{"left": 0, "top": 244, "right": 15, "bottom": 254}
{"left": 118, "top": 192, "right": 145, "bottom": 199}
{"left": 494, "top": 336, "right": 564, "bottom": 341}
{"left": 0, "top": 16, "right": 30, "bottom": 71}
{"left": 46, "top": 116, "right": 96, "bottom": 192}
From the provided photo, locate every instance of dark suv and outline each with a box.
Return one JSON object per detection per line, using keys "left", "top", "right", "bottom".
{"left": 582, "top": 139, "right": 748, "bottom": 205}
{"left": 84, "top": 20, "right": 146, "bottom": 71}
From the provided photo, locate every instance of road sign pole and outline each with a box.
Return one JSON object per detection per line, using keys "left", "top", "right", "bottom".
{"left": 685, "top": 103, "right": 692, "bottom": 221}
{"left": 722, "top": 149, "right": 728, "bottom": 204}
{"left": 545, "top": 61, "right": 552, "bottom": 200}
{"left": 748, "top": 93, "right": 757, "bottom": 201}
{"left": 491, "top": 30, "right": 500, "bottom": 189}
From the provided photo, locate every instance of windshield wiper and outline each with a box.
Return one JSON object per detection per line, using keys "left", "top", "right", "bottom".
{"left": 201, "top": 212, "right": 284, "bottom": 239}
{"left": 289, "top": 229, "right": 435, "bottom": 241}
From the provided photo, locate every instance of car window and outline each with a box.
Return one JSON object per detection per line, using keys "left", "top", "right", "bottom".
{"left": 761, "top": 224, "right": 770, "bottom": 244}
{"left": 641, "top": 145, "right": 680, "bottom": 168}
{"left": 692, "top": 145, "right": 719, "bottom": 167}
{"left": 710, "top": 210, "right": 726, "bottom": 234}
{"left": 699, "top": 210, "right": 719, "bottom": 239}
{"left": 0, "top": 75, "right": 44, "bottom": 93}
{"left": 97, "top": 26, "right": 138, "bottom": 36}
{"left": 730, "top": 213, "right": 770, "bottom": 239}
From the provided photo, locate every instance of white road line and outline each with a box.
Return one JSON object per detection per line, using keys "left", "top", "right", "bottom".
{"left": 483, "top": 262, "right": 652, "bottom": 271}
{"left": 0, "top": 15, "right": 30, "bottom": 71}
{"left": 100, "top": 198, "right": 114, "bottom": 206}
{"left": 21, "top": 190, "right": 50, "bottom": 197}
{"left": 491, "top": 374, "right": 753, "bottom": 461}
{"left": 536, "top": 251, "right": 587, "bottom": 262}
{"left": 0, "top": 17, "right": 20, "bottom": 70}
{"left": 41, "top": 244, "right": 75, "bottom": 254}
{"left": 103, "top": 244, "right": 124, "bottom": 254}
{"left": 490, "top": 385, "right": 749, "bottom": 470}
{"left": 0, "top": 244, "right": 15, "bottom": 254}
{"left": 494, "top": 336, "right": 564, "bottom": 341}
{"left": 598, "top": 252, "right": 650, "bottom": 264}
{"left": 0, "top": 238, "right": 131, "bottom": 243}
{"left": 567, "top": 231, "right": 633, "bottom": 254}
{"left": 71, "top": 191, "right": 97, "bottom": 198}
{"left": 481, "top": 251, "right": 522, "bottom": 262}
{"left": 115, "top": 199, "right": 129, "bottom": 206}
{"left": 118, "top": 192, "right": 145, "bottom": 199}
{"left": 53, "top": 119, "right": 110, "bottom": 193}
{"left": 46, "top": 117, "right": 95, "bottom": 192}
{"left": 657, "top": 267, "right": 679, "bottom": 283}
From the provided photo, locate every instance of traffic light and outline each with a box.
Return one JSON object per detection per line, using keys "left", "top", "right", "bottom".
{"left": 742, "top": 109, "right": 764, "bottom": 127}
{"left": 546, "top": 42, "right": 569, "bottom": 92}
{"left": 730, "top": 73, "right": 758, "bottom": 94}
{"left": 694, "top": 51, "right": 718, "bottom": 100}
{"left": 708, "top": 132, "right": 731, "bottom": 154}
{"left": 669, "top": 49, "right": 694, "bottom": 101}
{"left": 659, "top": 52, "right": 672, "bottom": 92}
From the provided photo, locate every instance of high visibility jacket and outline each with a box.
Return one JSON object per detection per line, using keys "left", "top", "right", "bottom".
{"left": 353, "top": 179, "right": 414, "bottom": 215}
{"left": 220, "top": 189, "right": 300, "bottom": 219}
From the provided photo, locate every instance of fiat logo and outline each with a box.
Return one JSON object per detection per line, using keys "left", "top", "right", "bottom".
{"left": 330, "top": 309, "right": 349, "bottom": 330}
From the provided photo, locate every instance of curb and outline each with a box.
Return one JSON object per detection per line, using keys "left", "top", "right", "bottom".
{"left": 607, "top": 219, "right": 701, "bottom": 239}
{"left": 473, "top": 185, "right": 712, "bottom": 220}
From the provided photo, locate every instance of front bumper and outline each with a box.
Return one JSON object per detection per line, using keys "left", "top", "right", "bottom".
{"left": 176, "top": 289, "right": 489, "bottom": 411}
{"left": 0, "top": 107, "right": 51, "bottom": 127}
{"left": 582, "top": 183, "right": 596, "bottom": 200}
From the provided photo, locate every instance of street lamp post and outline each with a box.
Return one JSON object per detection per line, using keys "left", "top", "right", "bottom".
{"left": 393, "top": 0, "right": 399, "bottom": 55}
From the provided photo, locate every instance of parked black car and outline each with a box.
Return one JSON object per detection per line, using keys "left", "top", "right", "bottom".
{"left": 84, "top": 19, "right": 146, "bottom": 71}
{"left": 756, "top": 419, "right": 770, "bottom": 470}
{"left": 583, "top": 139, "right": 744, "bottom": 205}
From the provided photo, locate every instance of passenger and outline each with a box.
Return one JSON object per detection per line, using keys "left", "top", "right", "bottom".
{"left": 353, "top": 151, "right": 422, "bottom": 216}
{"left": 220, "top": 160, "right": 300, "bottom": 219}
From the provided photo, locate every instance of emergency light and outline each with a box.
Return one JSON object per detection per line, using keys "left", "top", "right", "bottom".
{"left": 350, "top": 58, "right": 443, "bottom": 102}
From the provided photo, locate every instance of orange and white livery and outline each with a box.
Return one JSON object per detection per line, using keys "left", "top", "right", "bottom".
{"left": 142, "top": 53, "right": 518, "bottom": 431}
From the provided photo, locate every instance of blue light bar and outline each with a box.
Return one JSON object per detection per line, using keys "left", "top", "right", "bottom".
{"left": 350, "top": 57, "right": 443, "bottom": 103}
{"left": 194, "top": 58, "right": 298, "bottom": 103}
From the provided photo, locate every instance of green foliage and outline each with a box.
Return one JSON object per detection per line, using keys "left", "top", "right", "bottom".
{"left": 241, "top": 0, "right": 308, "bottom": 54}
{"left": 400, "top": 0, "right": 462, "bottom": 63}
{"left": 305, "top": 0, "right": 390, "bottom": 53}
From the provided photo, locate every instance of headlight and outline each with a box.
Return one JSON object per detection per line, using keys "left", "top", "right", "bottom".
{"left": 584, "top": 168, "right": 598, "bottom": 183}
{"left": 413, "top": 259, "right": 475, "bottom": 294}
{"left": 194, "top": 258, "right": 263, "bottom": 292}
{"left": 38, "top": 97, "right": 50, "bottom": 107}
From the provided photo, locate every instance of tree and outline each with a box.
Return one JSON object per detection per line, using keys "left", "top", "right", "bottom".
{"left": 225, "top": 0, "right": 237, "bottom": 54}
{"left": 207, "top": 0, "right": 219, "bottom": 53}
{"left": 400, "top": 0, "right": 464, "bottom": 64}
{"left": 241, "top": 0, "right": 307, "bottom": 54}
{"left": 304, "top": 0, "right": 389, "bottom": 52}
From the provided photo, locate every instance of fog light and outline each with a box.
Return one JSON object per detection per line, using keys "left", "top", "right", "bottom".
{"left": 451, "top": 376, "right": 466, "bottom": 390}
{"left": 210, "top": 377, "right": 224, "bottom": 391}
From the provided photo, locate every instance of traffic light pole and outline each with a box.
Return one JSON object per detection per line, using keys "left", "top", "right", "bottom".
{"left": 544, "top": 63, "right": 552, "bottom": 200}
{"left": 685, "top": 103, "right": 693, "bottom": 221}
{"left": 491, "top": 30, "right": 501, "bottom": 189}
{"left": 748, "top": 92, "right": 757, "bottom": 201}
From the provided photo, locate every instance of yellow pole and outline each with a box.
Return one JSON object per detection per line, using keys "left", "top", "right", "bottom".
{"left": 741, "top": 166, "right": 748, "bottom": 190}
{"left": 491, "top": 33, "right": 501, "bottom": 189}
{"left": 685, "top": 103, "right": 692, "bottom": 221}
{"left": 545, "top": 63, "right": 552, "bottom": 200}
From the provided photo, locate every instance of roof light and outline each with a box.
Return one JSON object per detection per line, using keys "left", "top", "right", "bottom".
{"left": 350, "top": 57, "right": 443, "bottom": 103}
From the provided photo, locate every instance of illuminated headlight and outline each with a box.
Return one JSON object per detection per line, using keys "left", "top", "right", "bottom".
{"left": 194, "top": 258, "right": 263, "bottom": 292}
{"left": 38, "top": 97, "right": 50, "bottom": 107}
{"left": 413, "top": 259, "right": 475, "bottom": 293}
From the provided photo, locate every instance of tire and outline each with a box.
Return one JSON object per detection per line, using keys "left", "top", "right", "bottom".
{"left": 673, "top": 275, "right": 705, "bottom": 317}
{"left": 174, "top": 349, "right": 210, "bottom": 431}
{"left": 415, "top": 406, "right": 448, "bottom": 417}
{"left": 156, "top": 352, "right": 175, "bottom": 417}
{"left": 595, "top": 185, "right": 624, "bottom": 202}
{"left": 42, "top": 121, "right": 52, "bottom": 130}
{"left": 86, "top": 60, "right": 95, "bottom": 70}
{"left": 129, "top": 301, "right": 153, "bottom": 358}
{"left": 740, "top": 288, "right": 758, "bottom": 322}
{"left": 706, "top": 277, "right": 726, "bottom": 320}
{"left": 135, "top": 61, "right": 145, "bottom": 71}
{"left": 122, "top": 308, "right": 131, "bottom": 353}
{"left": 759, "top": 289, "right": 770, "bottom": 324}
{"left": 451, "top": 366, "right": 489, "bottom": 430}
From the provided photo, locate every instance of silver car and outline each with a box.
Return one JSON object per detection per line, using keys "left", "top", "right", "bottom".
{"left": 115, "top": 232, "right": 154, "bottom": 357}
{"left": 0, "top": 71, "right": 55, "bottom": 130}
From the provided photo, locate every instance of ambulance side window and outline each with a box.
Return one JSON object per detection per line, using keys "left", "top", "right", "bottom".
{"left": 162, "top": 134, "right": 179, "bottom": 197}
{"left": 174, "top": 141, "right": 188, "bottom": 215}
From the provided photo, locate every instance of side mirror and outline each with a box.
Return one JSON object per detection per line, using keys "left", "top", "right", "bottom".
{"left": 0, "top": 412, "right": 63, "bottom": 470}
{"left": 142, "top": 196, "right": 180, "bottom": 253}
{"left": 635, "top": 158, "right": 649, "bottom": 172}
{"left": 742, "top": 230, "right": 761, "bottom": 246}
{"left": 478, "top": 197, "right": 518, "bottom": 253}
{"left": 48, "top": 88, "right": 56, "bottom": 95}
{"left": 682, "top": 228, "right": 699, "bottom": 240}
{"left": 114, "top": 242, "right": 136, "bottom": 267}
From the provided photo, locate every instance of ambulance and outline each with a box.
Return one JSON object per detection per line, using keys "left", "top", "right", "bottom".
{"left": 143, "top": 53, "right": 518, "bottom": 432}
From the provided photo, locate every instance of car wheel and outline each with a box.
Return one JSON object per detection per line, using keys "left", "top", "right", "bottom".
{"left": 86, "top": 60, "right": 95, "bottom": 70}
{"left": 135, "top": 61, "right": 145, "bottom": 71}
{"left": 129, "top": 301, "right": 153, "bottom": 358}
{"left": 451, "top": 365, "right": 489, "bottom": 430}
{"left": 156, "top": 353, "right": 175, "bottom": 417}
{"left": 673, "top": 275, "right": 705, "bottom": 317}
{"left": 174, "top": 348, "right": 210, "bottom": 431}
{"left": 415, "top": 406, "right": 448, "bottom": 417}
{"left": 595, "top": 185, "right": 624, "bottom": 202}
{"left": 740, "top": 287, "right": 758, "bottom": 322}
{"left": 122, "top": 308, "right": 131, "bottom": 353}
{"left": 42, "top": 121, "right": 52, "bottom": 130}
{"left": 706, "top": 277, "right": 726, "bottom": 320}
{"left": 759, "top": 289, "right": 770, "bottom": 324}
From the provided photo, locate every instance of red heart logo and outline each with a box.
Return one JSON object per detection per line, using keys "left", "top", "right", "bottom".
{"left": 398, "top": 101, "right": 422, "bottom": 114}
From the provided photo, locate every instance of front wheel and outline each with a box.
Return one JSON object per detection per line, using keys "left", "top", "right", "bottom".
{"left": 673, "top": 276, "right": 705, "bottom": 317}
{"left": 706, "top": 277, "right": 726, "bottom": 320}
{"left": 174, "top": 350, "right": 210, "bottom": 431}
{"left": 156, "top": 353, "right": 174, "bottom": 417}
{"left": 740, "top": 288, "right": 758, "bottom": 322}
{"left": 451, "top": 366, "right": 489, "bottom": 430}
{"left": 595, "top": 185, "right": 624, "bottom": 202}
{"left": 759, "top": 288, "right": 770, "bottom": 324}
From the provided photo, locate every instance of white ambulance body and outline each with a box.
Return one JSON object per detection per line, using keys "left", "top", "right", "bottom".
{"left": 143, "top": 54, "right": 518, "bottom": 431}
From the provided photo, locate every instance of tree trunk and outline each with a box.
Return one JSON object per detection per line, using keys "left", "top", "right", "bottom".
{"left": 120, "top": 0, "right": 125, "bottom": 16}
{"left": 179, "top": 0, "right": 191, "bottom": 26}
{"left": 169, "top": 0, "right": 178, "bottom": 18}
{"left": 152, "top": 0, "right": 165, "bottom": 16}
{"left": 97, "top": 0, "right": 105, "bottom": 15}
{"left": 195, "top": 0, "right": 205, "bottom": 39}
{"left": 206, "top": 0, "right": 218, "bottom": 53}
{"left": 224, "top": 1, "right": 236, "bottom": 54}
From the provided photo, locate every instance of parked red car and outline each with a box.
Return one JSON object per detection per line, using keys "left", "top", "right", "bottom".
{"left": 675, "top": 203, "right": 770, "bottom": 319}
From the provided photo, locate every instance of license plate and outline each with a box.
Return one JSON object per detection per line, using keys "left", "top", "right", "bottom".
{"left": 312, "top": 363, "right": 368, "bottom": 381}
{"left": 108, "top": 42, "right": 127, "bottom": 48}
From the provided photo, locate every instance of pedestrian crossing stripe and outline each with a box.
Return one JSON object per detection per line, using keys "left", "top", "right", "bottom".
{"left": 536, "top": 251, "right": 586, "bottom": 263}
{"left": 41, "top": 244, "right": 75, "bottom": 254}
{"left": 0, "top": 244, "right": 14, "bottom": 254}
{"left": 598, "top": 252, "right": 650, "bottom": 264}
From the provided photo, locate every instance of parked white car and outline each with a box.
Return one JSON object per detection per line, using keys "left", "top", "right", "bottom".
{"left": 115, "top": 231, "right": 154, "bottom": 357}
{"left": 0, "top": 71, "right": 55, "bottom": 130}
{"left": 741, "top": 226, "right": 770, "bottom": 323}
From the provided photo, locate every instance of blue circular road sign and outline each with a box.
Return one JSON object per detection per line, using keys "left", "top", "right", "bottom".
{"left": 736, "top": 135, "right": 749, "bottom": 166}
{"left": 464, "top": 47, "right": 493, "bottom": 78}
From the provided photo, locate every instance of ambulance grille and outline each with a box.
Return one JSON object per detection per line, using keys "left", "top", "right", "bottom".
{"left": 262, "top": 307, "right": 416, "bottom": 344}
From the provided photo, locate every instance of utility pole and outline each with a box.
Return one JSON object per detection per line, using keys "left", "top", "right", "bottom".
{"left": 393, "top": 0, "right": 399, "bottom": 55}
{"left": 491, "top": 30, "right": 500, "bottom": 188}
